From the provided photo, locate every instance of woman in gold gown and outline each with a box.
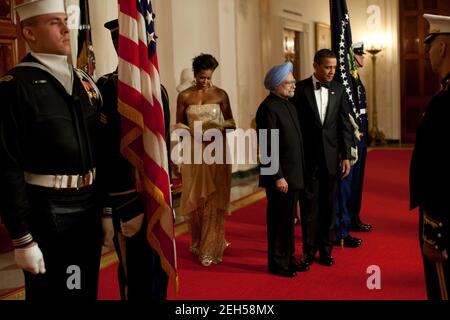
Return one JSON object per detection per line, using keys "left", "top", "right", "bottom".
{"left": 176, "top": 54, "right": 236, "bottom": 266}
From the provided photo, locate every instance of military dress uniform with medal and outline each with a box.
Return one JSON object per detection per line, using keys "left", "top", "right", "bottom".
{"left": 0, "top": 0, "right": 103, "bottom": 300}
{"left": 410, "top": 14, "right": 450, "bottom": 301}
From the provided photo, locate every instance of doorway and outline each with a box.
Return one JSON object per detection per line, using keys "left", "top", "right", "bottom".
{"left": 399, "top": 0, "right": 450, "bottom": 143}
{"left": 284, "top": 28, "right": 301, "bottom": 81}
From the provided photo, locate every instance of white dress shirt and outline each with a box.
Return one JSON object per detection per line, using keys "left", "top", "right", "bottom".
{"left": 312, "top": 74, "right": 329, "bottom": 124}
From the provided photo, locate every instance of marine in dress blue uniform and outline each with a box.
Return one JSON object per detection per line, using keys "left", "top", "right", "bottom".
{"left": 334, "top": 42, "right": 371, "bottom": 248}
{"left": 410, "top": 14, "right": 450, "bottom": 301}
{"left": 348, "top": 42, "right": 372, "bottom": 233}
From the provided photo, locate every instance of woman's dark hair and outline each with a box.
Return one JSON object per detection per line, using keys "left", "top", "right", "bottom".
{"left": 314, "top": 49, "right": 337, "bottom": 65}
{"left": 192, "top": 53, "right": 219, "bottom": 74}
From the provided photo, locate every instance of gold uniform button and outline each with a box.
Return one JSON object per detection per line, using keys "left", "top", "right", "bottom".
{"left": 435, "top": 245, "right": 439, "bottom": 250}
{"left": 437, "top": 234, "right": 442, "bottom": 238}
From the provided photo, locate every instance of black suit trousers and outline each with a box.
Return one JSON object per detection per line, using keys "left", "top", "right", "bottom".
{"left": 22, "top": 185, "right": 103, "bottom": 300}
{"left": 24, "top": 206, "right": 102, "bottom": 300}
{"left": 300, "top": 164, "right": 338, "bottom": 257}
{"left": 265, "top": 188, "right": 299, "bottom": 271}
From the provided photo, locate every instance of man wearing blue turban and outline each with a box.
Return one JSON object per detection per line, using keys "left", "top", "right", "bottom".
{"left": 256, "top": 62, "right": 306, "bottom": 277}
{"left": 264, "top": 62, "right": 295, "bottom": 91}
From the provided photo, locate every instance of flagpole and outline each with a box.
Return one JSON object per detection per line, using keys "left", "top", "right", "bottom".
{"left": 337, "top": 174, "right": 345, "bottom": 249}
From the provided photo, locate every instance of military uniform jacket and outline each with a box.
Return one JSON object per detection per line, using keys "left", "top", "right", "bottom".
{"left": 0, "top": 54, "right": 101, "bottom": 244}
{"left": 410, "top": 76, "right": 450, "bottom": 252}
{"left": 96, "top": 71, "right": 145, "bottom": 224}
{"left": 256, "top": 93, "right": 305, "bottom": 190}
{"left": 354, "top": 77, "right": 369, "bottom": 147}
{"left": 96, "top": 71, "right": 172, "bottom": 226}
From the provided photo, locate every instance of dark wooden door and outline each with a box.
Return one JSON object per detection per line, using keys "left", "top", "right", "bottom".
{"left": 0, "top": 0, "right": 26, "bottom": 252}
{"left": 400, "top": 0, "right": 450, "bottom": 143}
{"left": 0, "top": 0, "right": 26, "bottom": 77}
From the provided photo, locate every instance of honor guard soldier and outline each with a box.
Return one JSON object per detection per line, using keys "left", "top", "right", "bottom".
{"left": 334, "top": 42, "right": 371, "bottom": 248}
{"left": 410, "top": 13, "right": 450, "bottom": 300}
{"left": 96, "top": 19, "right": 169, "bottom": 300}
{"left": 0, "top": 0, "right": 105, "bottom": 300}
{"left": 348, "top": 42, "right": 372, "bottom": 233}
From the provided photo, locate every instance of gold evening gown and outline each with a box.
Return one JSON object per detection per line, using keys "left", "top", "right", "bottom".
{"left": 179, "top": 104, "right": 234, "bottom": 266}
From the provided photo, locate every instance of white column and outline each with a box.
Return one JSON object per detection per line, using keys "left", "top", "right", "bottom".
{"left": 88, "top": 0, "right": 118, "bottom": 79}
{"left": 218, "top": 0, "right": 238, "bottom": 125}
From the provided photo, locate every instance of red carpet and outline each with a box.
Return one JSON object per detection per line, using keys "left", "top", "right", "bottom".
{"left": 98, "top": 149, "right": 427, "bottom": 300}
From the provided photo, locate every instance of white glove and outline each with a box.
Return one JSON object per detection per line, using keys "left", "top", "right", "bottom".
{"left": 14, "top": 242, "right": 46, "bottom": 275}
{"left": 350, "top": 146, "right": 359, "bottom": 166}
{"left": 120, "top": 213, "right": 145, "bottom": 238}
{"left": 348, "top": 114, "right": 363, "bottom": 141}
{"left": 102, "top": 217, "right": 115, "bottom": 247}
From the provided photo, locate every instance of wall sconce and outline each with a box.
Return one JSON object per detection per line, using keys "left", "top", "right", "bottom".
{"left": 284, "top": 36, "right": 295, "bottom": 54}
{"left": 366, "top": 32, "right": 386, "bottom": 52}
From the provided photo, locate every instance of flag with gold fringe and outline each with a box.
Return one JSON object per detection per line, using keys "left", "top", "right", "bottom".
{"left": 117, "top": 0, "right": 178, "bottom": 292}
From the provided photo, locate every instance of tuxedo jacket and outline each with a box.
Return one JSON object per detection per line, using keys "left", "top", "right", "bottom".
{"left": 256, "top": 93, "right": 305, "bottom": 190}
{"left": 291, "top": 77, "right": 353, "bottom": 177}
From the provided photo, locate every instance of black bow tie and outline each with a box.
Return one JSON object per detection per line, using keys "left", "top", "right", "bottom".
{"left": 316, "top": 82, "right": 329, "bottom": 90}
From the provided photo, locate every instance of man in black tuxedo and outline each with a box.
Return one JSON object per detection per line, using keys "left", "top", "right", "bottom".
{"left": 291, "top": 49, "right": 353, "bottom": 270}
{"left": 256, "top": 62, "right": 305, "bottom": 277}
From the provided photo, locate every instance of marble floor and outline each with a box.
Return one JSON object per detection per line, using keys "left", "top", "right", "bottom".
{"left": 0, "top": 170, "right": 261, "bottom": 299}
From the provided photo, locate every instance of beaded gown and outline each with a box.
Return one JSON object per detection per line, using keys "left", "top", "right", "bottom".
{"left": 179, "top": 104, "right": 232, "bottom": 266}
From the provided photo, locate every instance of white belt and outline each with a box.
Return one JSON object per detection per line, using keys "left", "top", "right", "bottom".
{"left": 24, "top": 169, "right": 96, "bottom": 189}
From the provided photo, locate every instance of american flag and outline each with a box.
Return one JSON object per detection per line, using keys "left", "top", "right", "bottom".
{"left": 117, "top": 0, "right": 178, "bottom": 292}
{"left": 330, "top": 0, "right": 361, "bottom": 117}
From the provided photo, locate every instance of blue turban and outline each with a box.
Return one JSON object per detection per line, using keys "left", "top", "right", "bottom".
{"left": 264, "top": 62, "right": 293, "bottom": 90}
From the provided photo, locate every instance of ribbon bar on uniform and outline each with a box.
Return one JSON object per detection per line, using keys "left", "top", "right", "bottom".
{"left": 24, "top": 169, "right": 96, "bottom": 189}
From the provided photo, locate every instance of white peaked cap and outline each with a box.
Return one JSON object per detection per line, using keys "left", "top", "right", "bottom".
{"left": 16, "top": 0, "right": 66, "bottom": 22}
{"left": 423, "top": 14, "right": 450, "bottom": 43}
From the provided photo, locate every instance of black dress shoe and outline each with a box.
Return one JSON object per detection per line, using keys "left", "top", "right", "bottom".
{"left": 269, "top": 268, "right": 297, "bottom": 278}
{"left": 290, "top": 259, "right": 311, "bottom": 272}
{"left": 291, "top": 253, "right": 314, "bottom": 272}
{"left": 350, "top": 222, "right": 372, "bottom": 232}
{"left": 318, "top": 255, "right": 335, "bottom": 266}
{"left": 302, "top": 253, "right": 315, "bottom": 264}
{"left": 333, "top": 236, "right": 362, "bottom": 248}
